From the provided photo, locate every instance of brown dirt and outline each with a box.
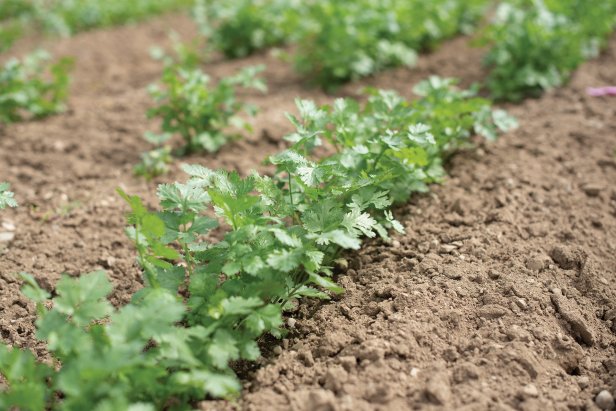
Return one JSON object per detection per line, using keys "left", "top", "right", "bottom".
{"left": 1, "top": 12, "right": 615, "bottom": 411}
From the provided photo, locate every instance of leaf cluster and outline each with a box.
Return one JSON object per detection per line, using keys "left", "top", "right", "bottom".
{"left": 479, "top": 0, "right": 616, "bottom": 101}
{"left": 0, "top": 78, "right": 514, "bottom": 409}
{"left": 0, "top": 182, "right": 17, "bottom": 209}
{"left": 0, "top": 272, "right": 241, "bottom": 411}
{"left": 0, "top": 50, "right": 73, "bottom": 123}
{"left": 195, "top": 0, "right": 301, "bottom": 58}
{"left": 136, "top": 63, "right": 266, "bottom": 178}
{"left": 146, "top": 64, "right": 266, "bottom": 155}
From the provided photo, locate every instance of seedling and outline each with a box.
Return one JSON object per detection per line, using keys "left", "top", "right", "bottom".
{"left": 137, "top": 64, "right": 267, "bottom": 178}
{"left": 0, "top": 50, "right": 73, "bottom": 123}
{"left": 0, "top": 182, "right": 17, "bottom": 209}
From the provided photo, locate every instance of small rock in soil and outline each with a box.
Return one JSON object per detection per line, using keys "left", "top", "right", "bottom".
{"left": 478, "top": 304, "right": 508, "bottom": 319}
{"left": 519, "top": 384, "right": 540, "bottom": 399}
{"left": 577, "top": 376, "right": 590, "bottom": 389}
{"left": 488, "top": 269, "right": 501, "bottom": 280}
{"left": 0, "top": 231, "right": 15, "bottom": 249}
{"left": 581, "top": 183, "right": 603, "bottom": 197}
{"left": 298, "top": 350, "right": 315, "bottom": 367}
{"left": 1, "top": 220, "right": 16, "bottom": 231}
{"left": 595, "top": 390, "right": 615, "bottom": 410}
{"left": 440, "top": 244, "right": 457, "bottom": 254}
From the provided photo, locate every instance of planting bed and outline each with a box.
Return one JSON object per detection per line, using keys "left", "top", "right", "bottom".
{"left": 1, "top": 13, "right": 615, "bottom": 411}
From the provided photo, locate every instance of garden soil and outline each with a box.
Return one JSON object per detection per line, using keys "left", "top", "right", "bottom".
{"left": 0, "top": 13, "right": 615, "bottom": 411}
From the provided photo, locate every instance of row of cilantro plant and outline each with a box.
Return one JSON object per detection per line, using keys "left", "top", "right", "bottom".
{"left": 201, "top": 0, "right": 616, "bottom": 97}
{"left": 199, "top": 0, "right": 489, "bottom": 88}
{"left": 0, "top": 0, "right": 194, "bottom": 52}
{"left": 3, "top": 0, "right": 616, "bottom": 127}
{"left": 0, "top": 78, "right": 516, "bottom": 410}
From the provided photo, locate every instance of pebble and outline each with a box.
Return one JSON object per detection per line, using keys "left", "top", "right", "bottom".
{"left": 0, "top": 231, "right": 15, "bottom": 248}
{"left": 514, "top": 298, "right": 528, "bottom": 310}
{"left": 1, "top": 220, "right": 15, "bottom": 231}
{"left": 595, "top": 390, "right": 615, "bottom": 410}
{"left": 577, "top": 376, "right": 590, "bottom": 389}
{"left": 582, "top": 184, "right": 602, "bottom": 197}
{"left": 440, "top": 244, "right": 457, "bottom": 254}
{"left": 488, "top": 269, "right": 501, "bottom": 280}
{"left": 520, "top": 383, "right": 539, "bottom": 398}
{"left": 287, "top": 318, "right": 296, "bottom": 328}
{"left": 478, "top": 304, "right": 508, "bottom": 319}
{"left": 298, "top": 349, "right": 315, "bottom": 367}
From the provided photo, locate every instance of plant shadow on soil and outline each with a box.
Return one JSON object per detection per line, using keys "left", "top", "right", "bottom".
{"left": 1, "top": 13, "right": 615, "bottom": 411}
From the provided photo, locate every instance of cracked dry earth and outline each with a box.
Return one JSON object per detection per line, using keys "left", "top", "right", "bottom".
{"left": 0, "top": 12, "right": 615, "bottom": 411}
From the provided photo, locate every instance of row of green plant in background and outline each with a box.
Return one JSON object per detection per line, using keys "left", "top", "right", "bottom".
{"left": 479, "top": 0, "right": 616, "bottom": 101}
{"left": 200, "top": 0, "right": 616, "bottom": 97}
{"left": 2, "top": 0, "right": 616, "bottom": 129}
{"left": 0, "top": 78, "right": 516, "bottom": 410}
{"left": 0, "top": 0, "right": 194, "bottom": 52}
{"left": 198, "top": 0, "right": 488, "bottom": 87}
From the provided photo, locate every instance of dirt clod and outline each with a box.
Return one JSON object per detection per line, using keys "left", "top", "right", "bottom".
{"left": 424, "top": 372, "right": 451, "bottom": 405}
{"left": 551, "top": 293, "right": 595, "bottom": 346}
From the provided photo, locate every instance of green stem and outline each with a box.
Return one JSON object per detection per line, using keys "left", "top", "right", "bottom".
{"left": 136, "top": 222, "right": 158, "bottom": 288}
{"left": 288, "top": 173, "right": 294, "bottom": 210}
{"left": 371, "top": 147, "right": 387, "bottom": 173}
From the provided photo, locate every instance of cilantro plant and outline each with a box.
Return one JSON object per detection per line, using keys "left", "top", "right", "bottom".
{"left": 144, "top": 64, "right": 266, "bottom": 156}
{"left": 134, "top": 145, "right": 173, "bottom": 180}
{"left": 479, "top": 0, "right": 616, "bottom": 101}
{"left": 0, "top": 182, "right": 17, "bottom": 209}
{"left": 195, "top": 0, "right": 300, "bottom": 58}
{"left": 0, "top": 271, "right": 242, "bottom": 410}
{"left": 0, "top": 50, "right": 73, "bottom": 123}
{"left": 0, "top": 78, "right": 515, "bottom": 408}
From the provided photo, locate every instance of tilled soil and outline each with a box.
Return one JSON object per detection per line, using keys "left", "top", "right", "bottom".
{"left": 0, "top": 13, "right": 615, "bottom": 411}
